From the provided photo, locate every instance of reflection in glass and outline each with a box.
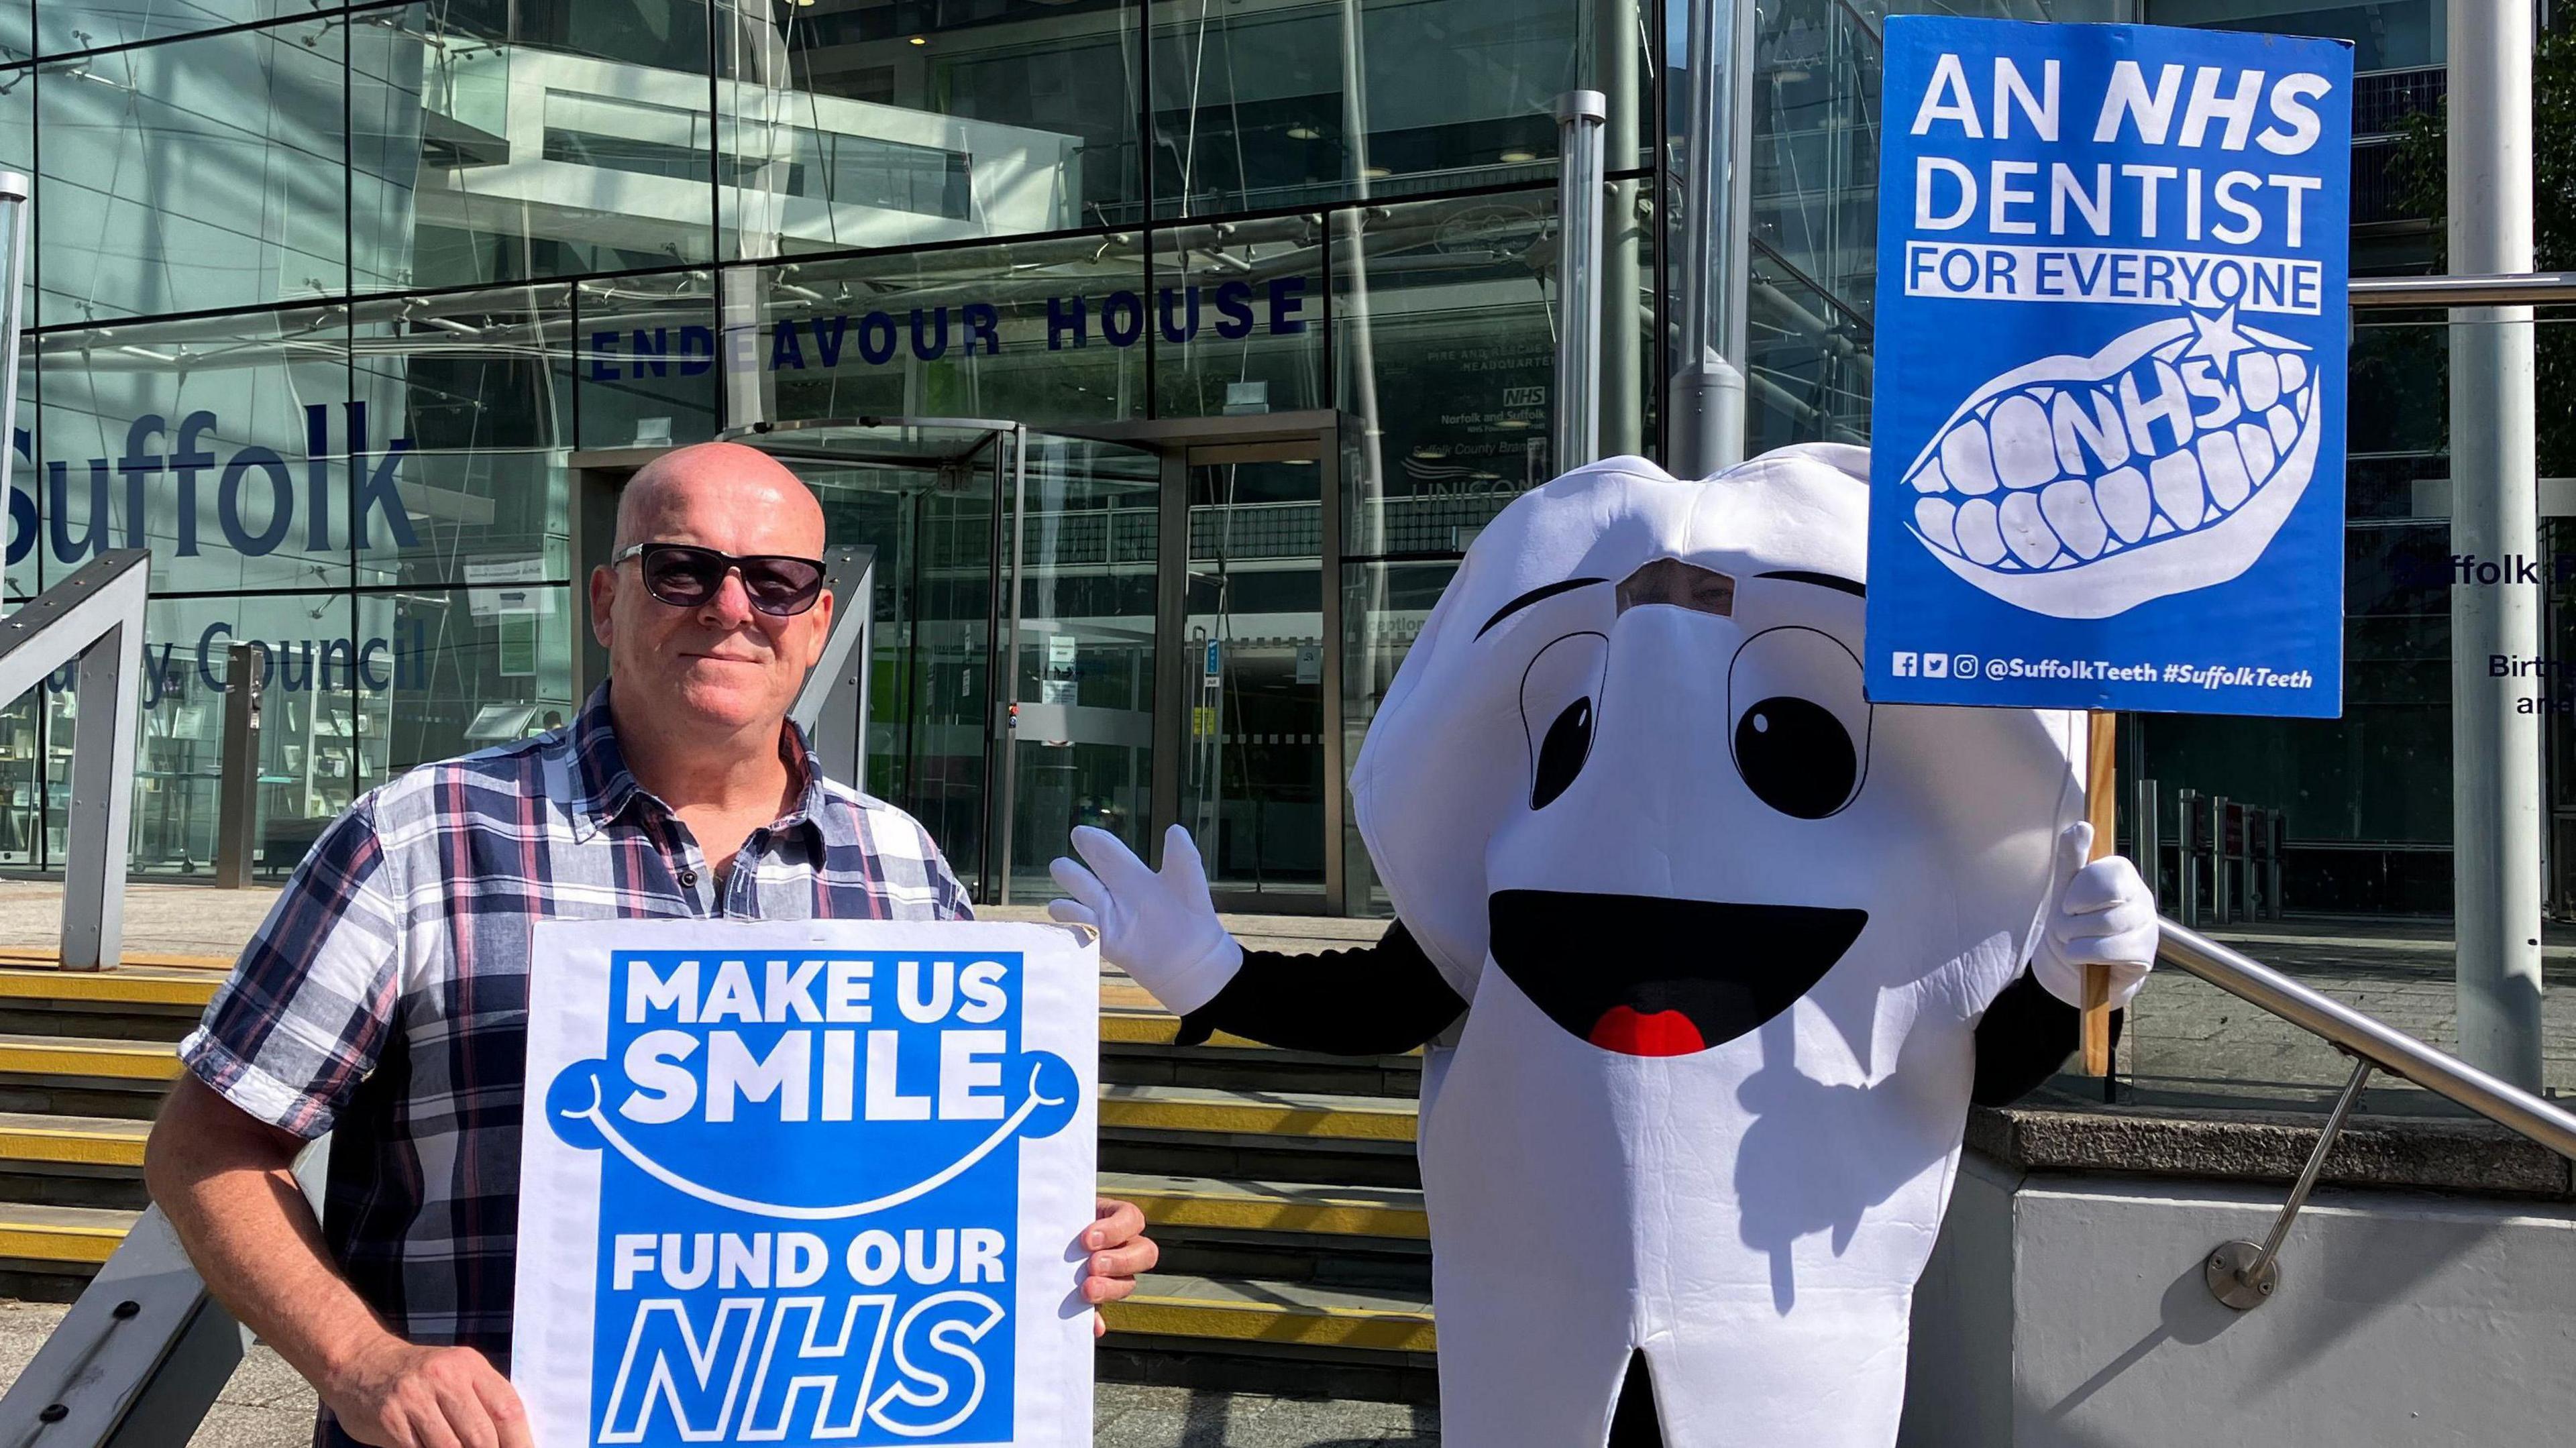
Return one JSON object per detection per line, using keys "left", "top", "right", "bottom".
{"left": 1005, "top": 436, "right": 1161, "bottom": 897}
{"left": 749, "top": 237, "right": 1148, "bottom": 430}
{"left": 1153, "top": 215, "right": 1328, "bottom": 419}
{"left": 1150, "top": 0, "right": 1642, "bottom": 217}
{"left": 1335, "top": 194, "right": 1561, "bottom": 551}
{"left": 38, "top": 17, "right": 346, "bottom": 323}
{"left": 352, "top": 284, "right": 574, "bottom": 589}
{"left": 1338, "top": 557, "right": 1452, "bottom": 914}
{"left": 577, "top": 270, "right": 720, "bottom": 449}
{"left": 356, "top": 586, "right": 576, "bottom": 790}
{"left": 34, "top": 308, "right": 356, "bottom": 594}
{"left": 354, "top": 1, "right": 717, "bottom": 290}
{"left": 1183, "top": 451, "right": 1326, "bottom": 901}
{"left": 37, "top": 3, "right": 302, "bottom": 60}
{"left": 720, "top": 0, "right": 1140, "bottom": 258}
{"left": 107, "top": 593, "right": 358, "bottom": 877}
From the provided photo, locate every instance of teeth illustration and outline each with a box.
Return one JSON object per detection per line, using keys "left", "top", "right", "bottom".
{"left": 1900, "top": 309, "right": 2324, "bottom": 620}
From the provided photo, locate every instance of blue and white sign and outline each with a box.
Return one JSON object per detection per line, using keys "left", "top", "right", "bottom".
{"left": 513, "top": 920, "right": 1099, "bottom": 1447}
{"left": 1866, "top": 17, "right": 2351, "bottom": 715}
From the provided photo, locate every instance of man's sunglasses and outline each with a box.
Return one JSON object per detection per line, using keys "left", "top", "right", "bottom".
{"left": 611, "top": 543, "right": 828, "bottom": 616}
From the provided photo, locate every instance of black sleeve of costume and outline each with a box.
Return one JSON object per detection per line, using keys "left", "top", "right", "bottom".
{"left": 1175, "top": 919, "right": 1467, "bottom": 1056}
{"left": 1970, "top": 968, "right": 2123, "bottom": 1107}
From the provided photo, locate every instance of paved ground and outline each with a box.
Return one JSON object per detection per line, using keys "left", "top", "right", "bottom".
{"left": 0, "top": 1301, "right": 1438, "bottom": 1447}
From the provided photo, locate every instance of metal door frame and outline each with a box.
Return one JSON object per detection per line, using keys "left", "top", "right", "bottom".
{"left": 1067, "top": 411, "right": 1349, "bottom": 915}
{"left": 578, "top": 410, "right": 1354, "bottom": 913}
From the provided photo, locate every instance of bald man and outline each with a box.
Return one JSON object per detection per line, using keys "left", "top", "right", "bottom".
{"left": 146, "top": 444, "right": 1158, "bottom": 1448}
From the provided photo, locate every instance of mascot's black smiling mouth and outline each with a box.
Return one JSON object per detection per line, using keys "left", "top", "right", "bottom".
{"left": 1487, "top": 891, "right": 1868, "bottom": 1057}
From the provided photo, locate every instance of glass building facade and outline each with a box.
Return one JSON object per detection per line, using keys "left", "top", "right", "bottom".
{"left": 0, "top": 0, "right": 2540, "bottom": 926}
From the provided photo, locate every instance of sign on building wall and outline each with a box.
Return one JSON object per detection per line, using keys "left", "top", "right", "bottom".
{"left": 514, "top": 920, "right": 1099, "bottom": 1447}
{"left": 1866, "top": 17, "right": 2352, "bottom": 716}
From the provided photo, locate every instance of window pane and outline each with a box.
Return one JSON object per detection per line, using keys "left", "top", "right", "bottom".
{"left": 34, "top": 307, "right": 356, "bottom": 593}
{"left": 747, "top": 235, "right": 1147, "bottom": 428}
{"left": 119, "top": 592, "right": 358, "bottom": 878}
{"left": 6, "top": 352, "right": 31, "bottom": 606}
{"left": 577, "top": 269, "right": 719, "bottom": 449}
{"left": 1153, "top": 215, "right": 1327, "bottom": 419}
{"left": 354, "top": 284, "right": 574, "bottom": 590}
{"left": 0, "top": 9, "right": 25, "bottom": 66}
{"left": 1150, "top": 0, "right": 1644, "bottom": 218}
{"left": 1338, "top": 190, "right": 1656, "bottom": 550}
{"left": 356, "top": 586, "right": 576, "bottom": 781}
{"left": 39, "top": 17, "right": 347, "bottom": 323}
{"left": 356, "top": 1, "right": 716, "bottom": 292}
{"left": 722, "top": 0, "right": 1140, "bottom": 258}
{"left": 38, "top": 3, "right": 314, "bottom": 58}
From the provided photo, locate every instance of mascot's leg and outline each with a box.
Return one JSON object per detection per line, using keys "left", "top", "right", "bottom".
{"left": 1607, "top": 1351, "right": 1667, "bottom": 1447}
{"left": 1415, "top": 974, "right": 1640, "bottom": 1448}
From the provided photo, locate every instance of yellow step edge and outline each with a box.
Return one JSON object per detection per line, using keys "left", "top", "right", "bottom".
{"left": 0, "top": 1041, "right": 180, "bottom": 1082}
{"left": 0, "top": 1125, "right": 150, "bottom": 1168}
{"left": 0, "top": 948, "right": 237, "bottom": 972}
{"left": 0, "top": 1221, "right": 126, "bottom": 1266}
{"left": 1121, "top": 1187, "right": 1429, "bottom": 1240}
{"left": 1102, "top": 1293, "right": 1436, "bottom": 1353}
{"left": 0, "top": 969, "right": 219, "bottom": 1007}
{"left": 1097, "top": 1093, "right": 1416, "bottom": 1144}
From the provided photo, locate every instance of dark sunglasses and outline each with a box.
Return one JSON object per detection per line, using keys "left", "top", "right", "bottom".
{"left": 611, "top": 543, "right": 827, "bottom": 616}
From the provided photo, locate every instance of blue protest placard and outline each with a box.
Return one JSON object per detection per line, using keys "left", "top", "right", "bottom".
{"left": 513, "top": 920, "right": 1099, "bottom": 1447}
{"left": 1866, "top": 17, "right": 2351, "bottom": 715}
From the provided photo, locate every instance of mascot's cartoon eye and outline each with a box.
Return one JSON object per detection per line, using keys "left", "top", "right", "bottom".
{"left": 1519, "top": 632, "right": 1609, "bottom": 810}
{"left": 1726, "top": 626, "right": 1871, "bottom": 819}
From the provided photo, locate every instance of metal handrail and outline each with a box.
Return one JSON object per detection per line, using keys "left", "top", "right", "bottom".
{"left": 2155, "top": 917, "right": 2576, "bottom": 1309}
{"left": 2155, "top": 917, "right": 2576, "bottom": 1160}
{"left": 2348, "top": 270, "right": 2576, "bottom": 307}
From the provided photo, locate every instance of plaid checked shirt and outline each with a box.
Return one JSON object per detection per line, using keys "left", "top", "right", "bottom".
{"left": 178, "top": 685, "right": 969, "bottom": 1437}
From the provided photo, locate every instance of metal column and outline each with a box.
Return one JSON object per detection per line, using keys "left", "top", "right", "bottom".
{"left": 1553, "top": 91, "right": 1609, "bottom": 473}
{"left": 2176, "top": 788, "right": 2202, "bottom": 927}
{"left": 2134, "top": 777, "right": 2161, "bottom": 910}
{"left": 1670, "top": 0, "right": 1754, "bottom": 478}
{"left": 1594, "top": 0, "right": 1643, "bottom": 460}
{"left": 2449, "top": 2, "right": 2544, "bottom": 1090}
{"left": 213, "top": 645, "right": 267, "bottom": 889}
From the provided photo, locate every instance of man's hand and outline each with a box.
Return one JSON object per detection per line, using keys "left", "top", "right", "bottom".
{"left": 1049, "top": 826, "right": 1244, "bottom": 1016}
{"left": 2032, "top": 821, "right": 2159, "bottom": 1011}
{"left": 1080, "top": 1196, "right": 1160, "bottom": 1338}
{"left": 319, "top": 1337, "right": 530, "bottom": 1448}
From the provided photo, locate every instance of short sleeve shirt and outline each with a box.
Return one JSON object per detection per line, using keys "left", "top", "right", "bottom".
{"left": 177, "top": 684, "right": 970, "bottom": 1434}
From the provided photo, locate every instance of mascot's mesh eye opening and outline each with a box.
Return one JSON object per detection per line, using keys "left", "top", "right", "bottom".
{"left": 1725, "top": 626, "right": 1870, "bottom": 819}
{"left": 1733, "top": 698, "right": 1856, "bottom": 818}
{"left": 1520, "top": 632, "right": 1609, "bottom": 811}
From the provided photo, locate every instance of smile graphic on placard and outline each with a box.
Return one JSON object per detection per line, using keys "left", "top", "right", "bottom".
{"left": 1900, "top": 308, "right": 2322, "bottom": 620}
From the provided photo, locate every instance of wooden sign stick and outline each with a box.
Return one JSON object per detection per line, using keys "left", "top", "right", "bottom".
{"left": 2081, "top": 710, "right": 2117, "bottom": 1076}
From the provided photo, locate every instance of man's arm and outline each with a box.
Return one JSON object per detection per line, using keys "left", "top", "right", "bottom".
{"left": 147, "top": 1078, "right": 530, "bottom": 1448}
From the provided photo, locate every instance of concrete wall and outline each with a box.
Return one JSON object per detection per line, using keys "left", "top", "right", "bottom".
{"left": 1905, "top": 1154, "right": 2576, "bottom": 1445}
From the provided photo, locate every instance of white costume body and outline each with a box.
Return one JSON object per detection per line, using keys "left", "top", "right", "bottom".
{"left": 1350, "top": 447, "right": 2086, "bottom": 1445}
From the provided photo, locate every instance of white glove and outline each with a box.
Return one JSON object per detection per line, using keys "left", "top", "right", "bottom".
{"left": 2031, "top": 821, "right": 2159, "bottom": 1012}
{"left": 1047, "top": 824, "right": 1244, "bottom": 1016}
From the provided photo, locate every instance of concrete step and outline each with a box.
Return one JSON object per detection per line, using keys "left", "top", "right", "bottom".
{"left": 0, "top": 1201, "right": 138, "bottom": 1303}
{"left": 1098, "top": 1272, "right": 1438, "bottom": 1402}
{"left": 0, "top": 1036, "right": 178, "bottom": 1121}
{"left": 0, "top": 1112, "right": 152, "bottom": 1211}
{"left": 1098, "top": 1084, "right": 1423, "bottom": 1190}
{"left": 1102, "top": 1172, "right": 1430, "bottom": 1292}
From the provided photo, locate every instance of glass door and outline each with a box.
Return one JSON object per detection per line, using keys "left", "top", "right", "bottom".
{"left": 1173, "top": 437, "right": 1334, "bottom": 908}
{"left": 995, "top": 434, "right": 1165, "bottom": 903}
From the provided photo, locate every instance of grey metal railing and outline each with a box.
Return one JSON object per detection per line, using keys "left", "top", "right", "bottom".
{"left": 0, "top": 551, "right": 152, "bottom": 970}
{"left": 2154, "top": 918, "right": 2576, "bottom": 1308}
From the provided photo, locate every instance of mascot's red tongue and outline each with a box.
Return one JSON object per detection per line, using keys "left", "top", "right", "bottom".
{"left": 1588, "top": 1005, "right": 1707, "bottom": 1056}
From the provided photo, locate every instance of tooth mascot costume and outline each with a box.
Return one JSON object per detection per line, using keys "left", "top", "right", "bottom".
{"left": 1050, "top": 445, "right": 2159, "bottom": 1447}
